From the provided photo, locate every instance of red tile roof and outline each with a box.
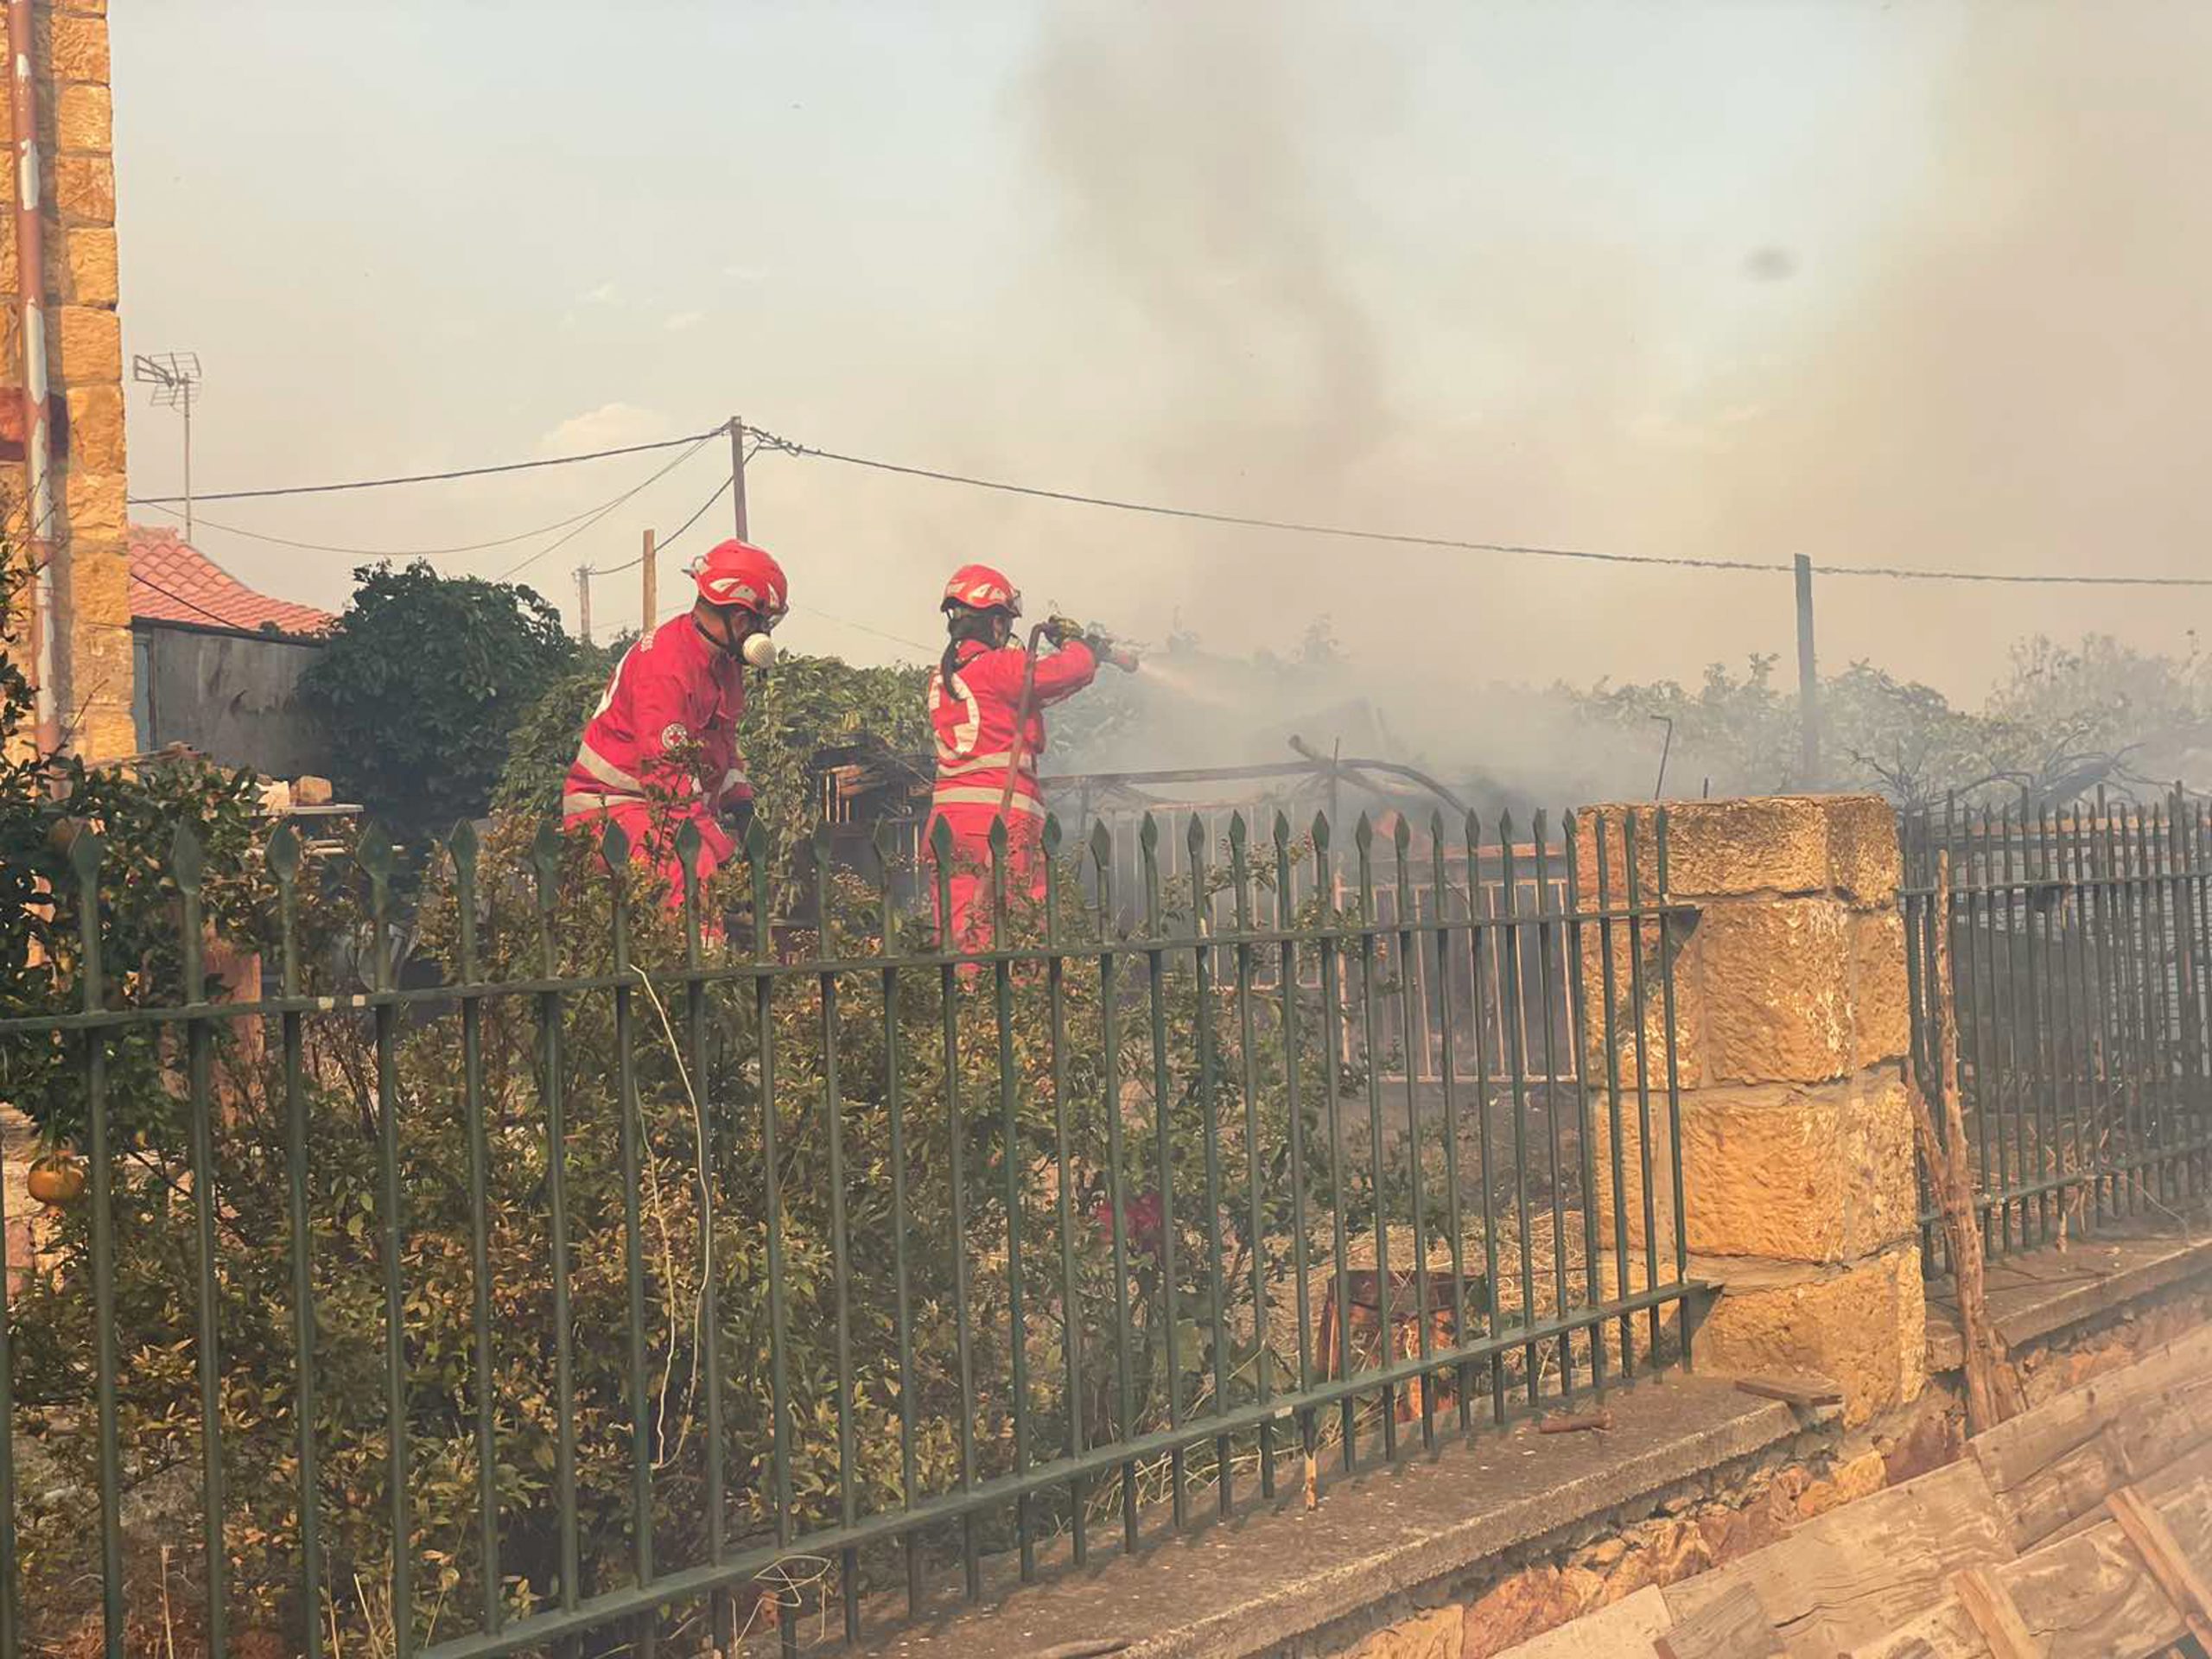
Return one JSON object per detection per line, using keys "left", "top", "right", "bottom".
{"left": 129, "top": 526, "right": 336, "bottom": 637}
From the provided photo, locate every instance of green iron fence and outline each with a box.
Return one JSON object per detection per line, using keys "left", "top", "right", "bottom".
{"left": 1904, "top": 794, "right": 2212, "bottom": 1269}
{"left": 0, "top": 803, "right": 1700, "bottom": 1657}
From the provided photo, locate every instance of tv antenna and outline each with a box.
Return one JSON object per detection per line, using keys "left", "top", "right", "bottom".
{"left": 132, "top": 352, "right": 203, "bottom": 538}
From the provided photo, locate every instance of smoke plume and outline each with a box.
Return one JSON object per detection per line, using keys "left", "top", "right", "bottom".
{"left": 1007, "top": 2, "right": 2212, "bottom": 806}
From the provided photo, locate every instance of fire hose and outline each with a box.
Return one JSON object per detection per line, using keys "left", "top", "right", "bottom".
{"left": 996, "top": 617, "right": 1141, "bottom": 819}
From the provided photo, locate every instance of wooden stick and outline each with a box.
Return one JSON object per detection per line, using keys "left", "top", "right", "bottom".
{"left": 1733, "top": 1375, "right": 1845, "bottom": 1408}
{"left": 1914, "top": 849, "right": 2024, "bottom": 1435}
{"left": 1950, "top": 1567, "right": 2038, "bottom": 1659}
{"left": 1537, "top": 1409, "right": 1614, "bottom": 1435}
{"left": 2107, "top": 1485, "right": 2212, "bottom": 1649}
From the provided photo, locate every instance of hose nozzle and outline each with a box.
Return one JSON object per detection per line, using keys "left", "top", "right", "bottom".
{"left": 1077, "top": 621, "right": 1142, "bottom": 673}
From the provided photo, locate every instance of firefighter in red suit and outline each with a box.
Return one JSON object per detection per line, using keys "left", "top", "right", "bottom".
{"left": 926, "top": 563, "right": 1098, "bottom": 947}
{"left": 563, "top": 539, "right": 788, "bottom": 904}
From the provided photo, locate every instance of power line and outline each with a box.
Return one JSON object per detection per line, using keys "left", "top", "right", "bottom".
{"left": 495, "top": 435, "right": 718, "bottom": 582}
{"left": 749, "top": 427, "right": 1789, "bottom": 575}
{"left": 126, "top": 422, "right": 730, "bottom": 507}
{"left": 803, "top": 609, "right": 936, "bottom": 653}
{"left": 1815, "top": 562, "right": 2212, "bottom": 589}
{"left": 131, "top": 570, "right": 261, "bottom": 633}
{"left": 586, "top": 451, "right": 750, "bottom": 577}
{"left": 753, "top": 425, "right": 2212, "bottom": 590}
{"left": 137, "top": 474, "right": 691, "bottom": 560}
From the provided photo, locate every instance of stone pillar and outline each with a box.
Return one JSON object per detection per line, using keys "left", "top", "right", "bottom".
{"left": 1, "top": 0, "right": 132, "bottom": 760}
{"left": 1583, "top": 795, "right": 1924, "bottom": 1427}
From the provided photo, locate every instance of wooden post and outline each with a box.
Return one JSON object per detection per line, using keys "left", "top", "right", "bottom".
{"left": 1911, "top": 849, "right": 2024, "bottom": 1435}
{"left": 1795, "top": 554, "right": 1820, "bottom": 786}
{"left": 729, "top": 416, "right": 750, "bottom": 541}
{"left": 640, "top": 528, "right": 657, "bottom": 628}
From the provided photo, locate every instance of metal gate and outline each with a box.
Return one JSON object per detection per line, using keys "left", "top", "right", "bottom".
{"left": 1901, "top": 796, "right": 2212, "bottom": 1265}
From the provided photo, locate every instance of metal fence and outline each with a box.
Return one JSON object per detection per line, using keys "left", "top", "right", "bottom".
{"left": 1902, "top": 796, "right": 2212, "bottom": 1267}
{"left": 0, "top": 804, "right": 1700, "bottom": 1658}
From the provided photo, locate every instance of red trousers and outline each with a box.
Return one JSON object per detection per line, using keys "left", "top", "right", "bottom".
{"left": 568, "top": 803, "right": 734, "bottom": 912}
{"left": 926, "top": 806, "right": 1045, "bottom": 950}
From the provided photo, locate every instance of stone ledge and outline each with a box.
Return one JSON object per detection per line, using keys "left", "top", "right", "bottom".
{"left": 861, "top": 1376, "right": 1828, "bottom": 1657}
{"left": 1924, "top": 1230, "right": 2212, "bottom": 1373}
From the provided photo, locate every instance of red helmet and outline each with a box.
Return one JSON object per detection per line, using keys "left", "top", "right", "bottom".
{"left": 693, "top": 539, "right": 788, "bottom": 625}
{"left": 942, "top": 563, "right": 1021, "bottom": 617}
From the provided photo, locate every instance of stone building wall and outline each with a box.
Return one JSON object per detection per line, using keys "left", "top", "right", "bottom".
{"left": 2, "top": 0, "right": 130, "bottom": 760}
{"left": 1580, "top": 794, "right": 1926, "bottom": 1426}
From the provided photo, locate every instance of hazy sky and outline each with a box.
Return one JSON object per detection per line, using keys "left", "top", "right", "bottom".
{"left": 113, "top": 2, "right": 2212, "bottom": 699}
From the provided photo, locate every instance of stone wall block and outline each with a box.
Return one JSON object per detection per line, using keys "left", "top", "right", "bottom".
{"left": 1697, "top": 898, "right": 1853, "bottom": 1084}
{"left": 1841, "top": 1071, "right": 1919, "bottom": 1257}
{"left": 1571, "top": 806, "right": 1666, "bottom": 911}
{"left": 53, "top": 81, "right": 110, "bottom": 154}
{"left": 65, "top": 527, "right": 127, "bottom": 624}
{"left": 50, "top": 302, "right": 120, "bottom": 383}
{"left": 1648, "top": 797, "right": 1832, "bottom": 899}
{"left": 1825, "top": 795, "right": 1903, "bottom": 905}
{"left": 53, "top": 153, "right": 113, "bottom": 225}
{"left": 64, "top": 381, "right": 123, "bottom": 473}
{"left": 73, "top": 702, "right": 135, "bottom": 760}
{"left": 1579, "top": 911, "right": 1701, "bottom": 1090}
{"left": 40, "top": 12, "right": 110, "bottom": 83}
{"left": 62, "top": 225, "right": 116, "bottom": 304}
{"left": 1851, "top": 906, "right": 1911, "bottom": 1069}
{"left": 62, "top": 466, "right": 124, "bottom": 538}
{"left": 1695, "top": 1248, "right": 1926, "bottom": 1426}
{"left": 1592, "top": 1071, "right": 1916, "bottom": 1264}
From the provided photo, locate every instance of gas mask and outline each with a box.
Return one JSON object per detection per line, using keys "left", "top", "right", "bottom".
{"left": 741, "top": 632, "right": 779, "bottom": 669}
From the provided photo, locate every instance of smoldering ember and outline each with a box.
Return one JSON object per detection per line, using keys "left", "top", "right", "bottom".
{"left": 6, "top": 5, "right": 2212, "bottom": 1657}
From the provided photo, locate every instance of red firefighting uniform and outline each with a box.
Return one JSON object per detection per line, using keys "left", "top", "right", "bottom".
{"left": 563, "top": 613, "right": 750, "bottom": 904}
{"left": 926, "top": 634, "right": 1098, "bottom": 946}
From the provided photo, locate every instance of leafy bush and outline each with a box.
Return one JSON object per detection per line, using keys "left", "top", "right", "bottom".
{"left": 299, "top": 562, "right": 582, "bottom": 841}
{"left": 10, "top": 786, "right": 1354, "bottom": 1656}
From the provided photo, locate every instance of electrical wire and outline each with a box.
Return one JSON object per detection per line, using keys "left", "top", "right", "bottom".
{"left": 747, "top": 427, "right": 1790, "bottom": 575}
{"left": 137, "top": 482, "right": 686, "bottom": 561}
{"left": 800, "top": 610, "right": 936, "bottom": 653}
{"left": 1815, "top": 563, "right": 2212, "bottom": 589}
{"left": 122, "top": 410, "right": 2212, "bottom": 589}
{"left": 130, "top": 570, "right": 264, "bottom": 633}
{"left": 126, "top": 423, "right": 731, "bottom": 506}
{"left": 752, "top": 425, "right": 2212, "bottom": 590}
{"left": 587, "top": 453, "right": 749, "bottom": 576}
{"left": 495, "top": 435, "right": 719, "bottom": 582}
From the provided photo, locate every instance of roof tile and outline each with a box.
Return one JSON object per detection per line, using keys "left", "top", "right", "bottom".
{"left": 128, "top": 525, "right": 335, "bottom": 637}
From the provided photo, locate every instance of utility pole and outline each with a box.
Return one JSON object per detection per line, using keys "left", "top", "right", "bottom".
{"left": 182, "top": 379, "right": 194, "bottom": 540}
{"left": 728, "top": 415, "right": 750, "bottom": 541}
{"left": 575, "top": 565, "right": 593, "bottom": 645}
{"left": 640, "top": 529, "right": 657, "bottom": 627}
{"left": 1795, "top": 554, "right": 1820, "bottom": 785}
{"left": 133, "top": 352, "right": 204, "bottom": 540}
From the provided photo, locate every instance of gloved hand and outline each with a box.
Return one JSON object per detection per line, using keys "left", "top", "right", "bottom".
{"left": 1043, "top": 614, "right": 1086, "bottom": 648}
{"left": 720, "top": 796, "right": 756, "bottom": 846}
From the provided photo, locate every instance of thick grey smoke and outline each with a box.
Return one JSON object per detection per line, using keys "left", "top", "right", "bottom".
{"left": 1010, "top": 2, "right": 2212, "bottom": 808}
{"left": 1021, "top": 3, "right": 1395, "bottom": 499}
{"left": 1697, "top": 2, "right": 2212, "bottom": 673}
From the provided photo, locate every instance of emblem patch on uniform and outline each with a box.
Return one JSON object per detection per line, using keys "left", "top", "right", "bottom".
{"left": 661, "top": 722, "right": 689, "bottom": 749}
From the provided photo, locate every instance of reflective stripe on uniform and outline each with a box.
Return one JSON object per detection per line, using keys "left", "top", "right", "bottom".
{"left": 562, "top": 791, "right": 628, "bottom": 819}
{"left": 931, "top": 784, "right": 1046, "bottom": 818}
{"left": 932, "top": 750, "right": 1019, "bottom": 779}
{"left": 573, "top": 739, "right": 649, "bottom": 797}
